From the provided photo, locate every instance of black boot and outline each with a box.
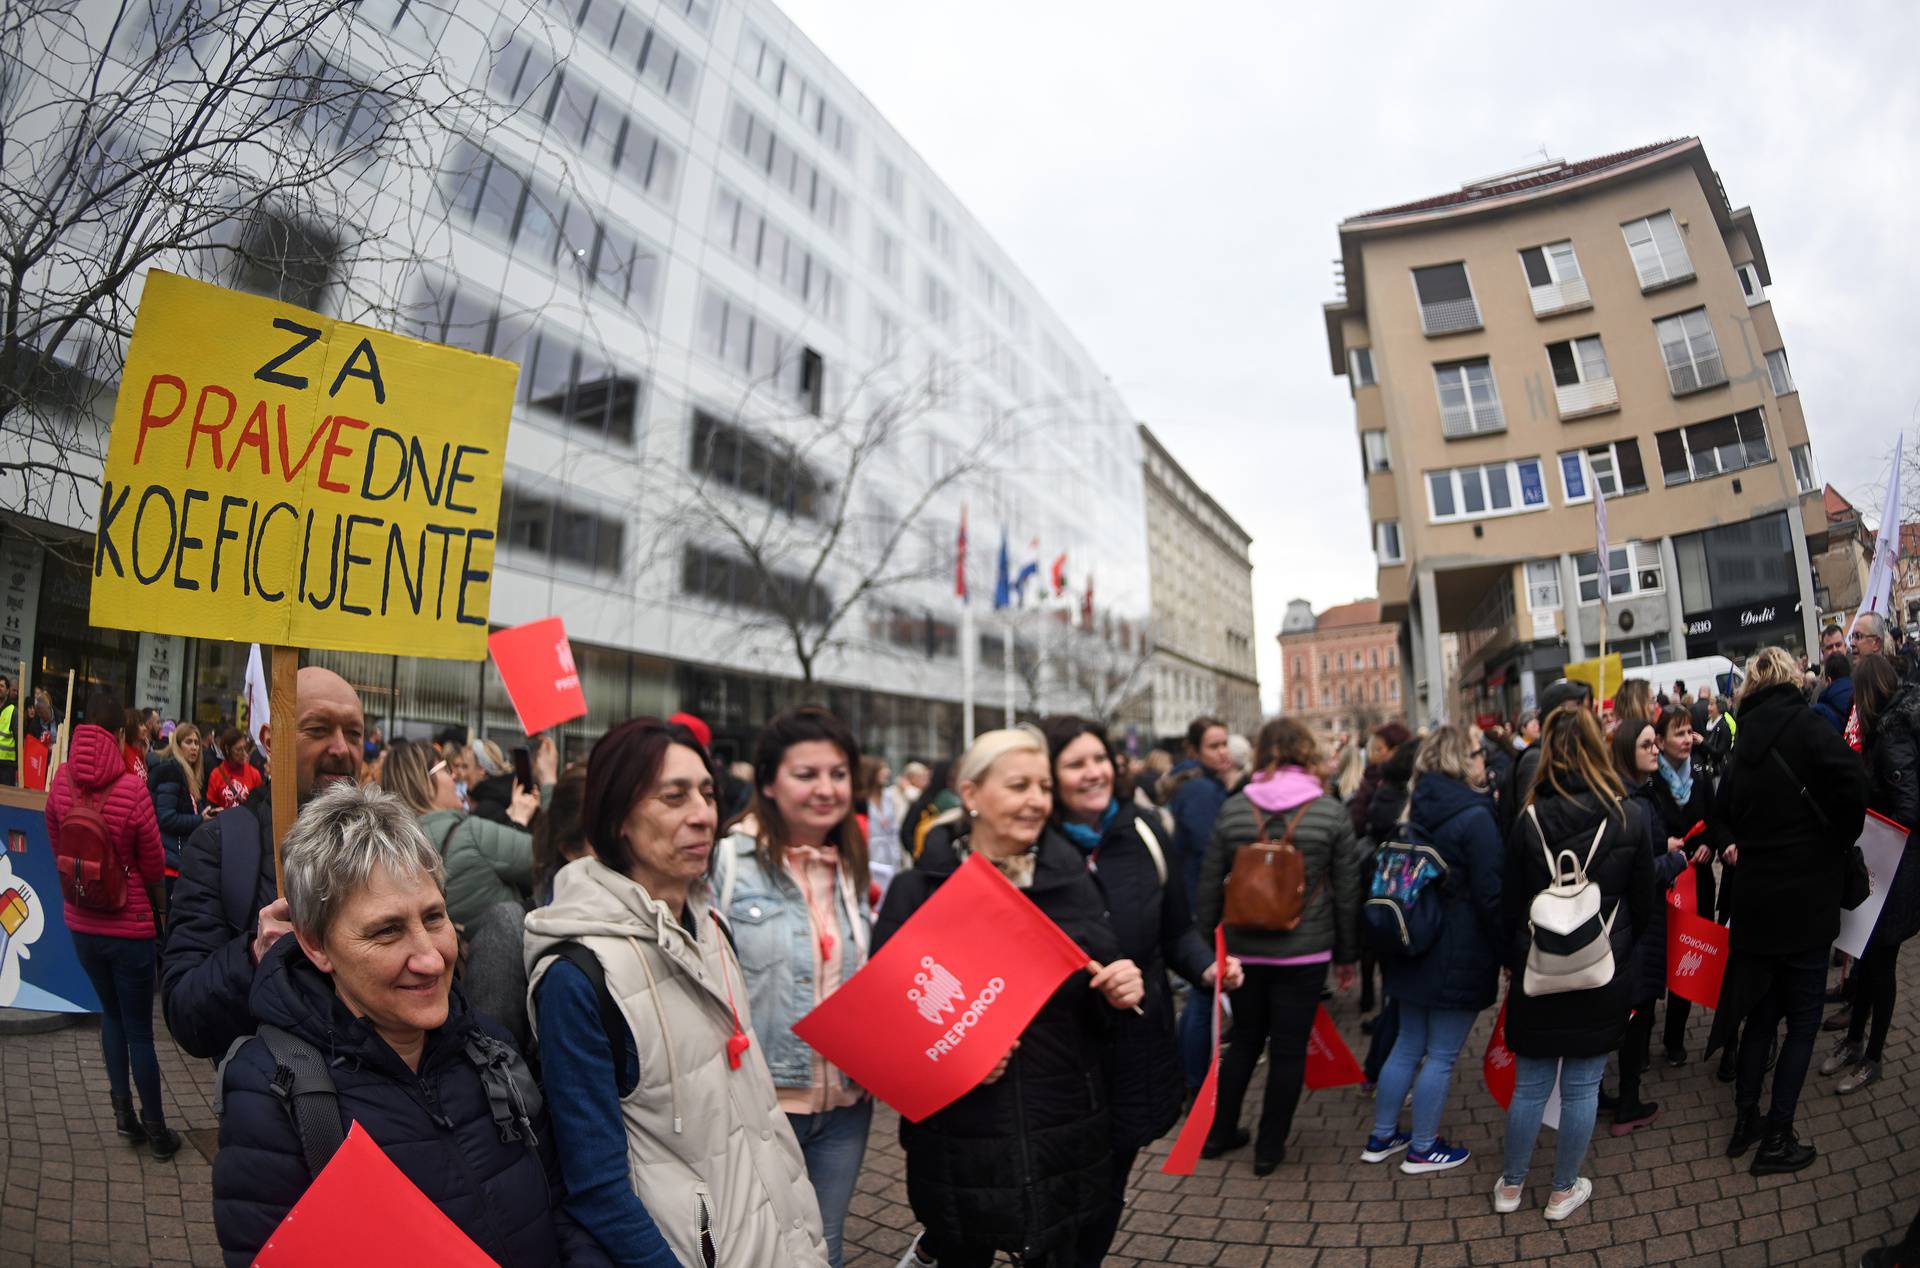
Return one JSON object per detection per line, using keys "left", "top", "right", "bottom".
{"left": 1725, "top": 1106, "right": 1763, "bottom": 1158}
{"left": 1750, "top": 1124, "right": 1816, "bottom": 1176}
{"left": 1200, "top": 1126, "right": 1250, "bottom": 1159}
{"left": 144, "top": 1119, "right": 182, "bottom": 1161}
{"left": 1716, "top": 1047, "right": 1737, "bottom": 1083}
{"left": 110, "top": 1094, "right": 141, "bottom": 1142}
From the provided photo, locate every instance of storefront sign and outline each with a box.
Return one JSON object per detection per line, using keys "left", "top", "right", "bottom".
{"left": 0, "top": 534, "right": 43, "bottom": 670}
{"left": 89, "top": 272, "right": 518, "bottom": 660}
{"left": 135, "top": 631, "right": 185, "bottom": 721}
{"left": 1682, "top": 594, "right": 1799, "bottom": 647}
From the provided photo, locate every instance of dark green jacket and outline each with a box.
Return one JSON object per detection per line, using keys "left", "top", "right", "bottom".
{"left": 1195, "top": 791, "right": 1362, "bottom": 964}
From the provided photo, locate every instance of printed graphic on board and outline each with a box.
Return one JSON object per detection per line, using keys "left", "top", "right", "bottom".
{"left": 0, "top": 855, "right": 45, "bottom": 1008}
{"left": 0, "top": 800, "right": 100, "bottom": 1014}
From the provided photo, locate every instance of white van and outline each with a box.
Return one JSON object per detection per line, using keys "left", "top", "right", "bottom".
{"left": 1620, "top": 655, "right": 1744, "bottom": 699}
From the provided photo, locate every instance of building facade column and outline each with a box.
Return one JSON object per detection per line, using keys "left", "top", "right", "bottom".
{"left": 1558, "top": 553, "right": 1587, "bottom": 662}
{"left": 1787, "top": 500, "right": 1820, "bottom": 657}
{"left": 1659, "top": 535, "right": 1689, "bottom": 663}
{"left": 1417, "top": 567, "right": 1446, "bottom": 725}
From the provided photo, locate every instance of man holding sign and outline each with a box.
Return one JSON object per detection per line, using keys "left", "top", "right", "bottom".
{"left": 863, "top": 728, "right": 1141, "bottom": 1268}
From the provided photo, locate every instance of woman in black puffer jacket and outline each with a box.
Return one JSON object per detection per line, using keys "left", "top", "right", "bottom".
{"left": 879, "top": 728, "right": 1143, "bottom": 1268}
{"left": 1041, "top": 717, "right": 1229, "bottom": 1265}
{"left": 148, "top": 723, "right": 206, "bottom": 913}
{"left": 1610, "top": 717, "right": 1691, "bottom": 1134}
{"left": 1495, "top": 704, "right": 1653, "bottom": 1223}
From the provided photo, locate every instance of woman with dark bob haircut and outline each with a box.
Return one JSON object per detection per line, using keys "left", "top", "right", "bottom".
{"left": 714, "top": 706, "right": 872, "bottom": 1268}
{"left": 523, "top": 718, "right": 829, "bottom": 1266}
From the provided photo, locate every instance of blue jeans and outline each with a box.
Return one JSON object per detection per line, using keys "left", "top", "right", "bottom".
{"left": 1178, "top": 986, "right": 1211, "bottom": 1088}
{"left": 1501, "top": 1053, "right": 1608, "bottom": 1191}
{"left": 787, "top": 1098, "right": 872, "bottom": 1268}
{"left": 1371, "top": 1004, "right": 1477, "bottom": 1152}
{"left": 70, "top": 932, "right": 164, "bottom": 1121}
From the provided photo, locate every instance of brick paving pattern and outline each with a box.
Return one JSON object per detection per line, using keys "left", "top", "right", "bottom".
{"left": 2, "top": 956, "right": 1914, "bottom": 1266}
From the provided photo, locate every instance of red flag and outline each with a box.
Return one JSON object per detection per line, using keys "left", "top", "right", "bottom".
{"left": 792, "top": 853, "right": 1090, "bottom": 1122}
{"left": 1483, "top": 996, "right": 1516, "bottom": 1110}
{"left": 1160, "top": 927, "right": 1226, "bottom": 1176}
{"left": 955, "top": 506, "right": 969, "bottom": 600}
{"left": 1666, "top": 865, "right": 1729, "bottom": 1008}
{"left": 1303, "top": 1005, "right": 1364, "bottom": 1089}
{"left": 254, "top": 1123, "right": 494, "bottom": 1267}
{"left": 488, "top": 617, "right": 586, "bottom": 735}
{"left": 19, "top": 735, "right": 48, "bottom": 791}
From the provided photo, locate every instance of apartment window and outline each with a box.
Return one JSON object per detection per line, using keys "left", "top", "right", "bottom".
{"left": 1321, "top": 655, "right": 1329, "bottom": 673}
{"left": 1765, "top": 348, "right": 1795, "bottom": 395}
{"left": 1575, "top": 540, "right": 1663, "bottom": 604}
{"left": 1336, "top": 652, "right": 1346, "bottom": 671}
{"left": 1349, "top": 346, "right": 1376, "bottom": 387}
{"left": 1362, "top": 430, "right": 1391, "bottom": 474}
{"left": 1292, "top": 656, "right": 1302, "bottom": 677}
{"left": 1412, "top": 262, "right": 1480, "bottom": 335}
{"left": 1547, "top": 335, "right": 1609, "bottom": 389}
{"left": 1374, "top": 520, "right": 1404, "bottom": 564}
{"left": 1339, "top": 684, "right": 1348, "bottom": 705}
{"left": 1656, "top": 409, "right": 1771, "bottom": 486}
{"left": 874, "top": 154, "right": 905, "bottom": 209}
{"left": 1426, "top": 458, "right": 1547, "bottom": 523}
{"left": 1433, "top": 359, "right": 1504, "bottom": 437}
{"left": 1389, "top": 678, "right": 1399, "bottom": 699}
{"left": 1621, "top": 210, "right": 1693, "bottom": 290}
{"left": 1654, "top": 308, "right": 1726, "bottom": 395}
{"left": 1370, "top": 650, "right": 1380, "bottom": 669}
{"left": 498, "top": 485, "right": 624, "bottom": 575}
{"left": 1557, "top": 439, "right": 1647, "bottom": 503}
{"left": 1526, "top": 559, "right": 1562, "bottom": 612}
{"left": 1294, "top": 687, "right": 1306, "bottom": 710}
{"left": 1736, "top": 262, "right": 1766, "bottom": 306}
{"left": 1790, "top": 443, "right": 1818, "bottom": 495}
{"left": 1519, "top": 239, "right": 1588, "bottom": 315}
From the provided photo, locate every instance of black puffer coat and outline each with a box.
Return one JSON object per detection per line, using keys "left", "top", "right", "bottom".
{"left": 162, "top": 789, "right": 277, "bottom": 1059}
{"left": 1383, "top": 774, "right": 1504, "bottom": 1013}
{"left": 213, "top": 939, "right": 603, "bottom": 1266}
{"left": 148, "top": 758, "right": 202, "bottom": 873}
{"left": 1624, "top": 779, "right": 1689, "bottom": 1006}
{"left": 1864, "top": 680, "right": 1920, "bottom": 948}
{"left": 874, "top": 824, "right": 1120, "bottom": 1264}
{"left": 1716, "top": 683, "right": 1870, "bottom": 955}
{"left": 1077, "top": 802, "right": 1211, "bottom": 1151}
{"left": 1501, "top": 781, "right": 1654, "bottom": 1058}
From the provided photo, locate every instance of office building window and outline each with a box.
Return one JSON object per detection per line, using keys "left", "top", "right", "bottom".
{"left": 874, "top": 153, "right": 905, "bottom": 209}
{"left": 924, "top": 204, "right": 953, "bottom": 260}
{"left": 1412, "top": 261, "right": 1480, "bottom": 334}
{"left": 709, "top": 186, "right": 842, "bottom": 321}
{"left": 696, "top": 286, "right": 823, "bottom": 409}
{"left": 483, "top": 37, "right": 682, "bottom": 205}
{"left": 1426, "top": 458, "right": 1547, "bottom": 524}
{"left": 1621, "top": 210, "right": 1692, "bottom": 290}
{"left": 724, "top": 100, "right": 848, "bottom": 234}
{"left": 736, "top": 23, "right": 856, "bottom": 158}
{"left": 1362, "top": 431, "right": 1391, "bottom": 474}
{"left": 1654, "top": 308, "right": 1726, "bottom": 395}
{"left": 1557, "top": 439, "right": 1647, "bottom": 504}
{"left": 690, "top": 409, "right": 828, "bottom": 519}
{"left": 1575, "top": 540, "right": 1663, "bottom": 604}
{"left": 1656, "top": 409, "right": 1771, "bottom": 486}
{"left": 558, "top": 1, "right": 697, "bottom": 109}
{"left": 1349, "top": 347, "right": 1376, "bottom": 387}
{"left": 682, "top": 544, "right": 832, "bottom": 623}
{"left": 1433, "top": 359, "right": 1505, "bottom": 437}
{"left": 1790, "top": 443, "right": 1818, "bottom": 495}
{"left": 499, "top": 484, "right": 625, "bottom": 574}
{"left": 1766, "top": 349, "right": 1795, "bottom": 395}
{"left": 1736, "top": 262, "right": 1766, "bottom": 306}
{"left": 1374, "top": 520, "right": 1403, "bottom": 564}
{"left": 920, "top": 271, "right": 955, "bottom": 328}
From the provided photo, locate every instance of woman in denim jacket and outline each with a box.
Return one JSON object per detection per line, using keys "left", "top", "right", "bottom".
{"left": 715, "top": 706, "right": 873, "bottom": 1268}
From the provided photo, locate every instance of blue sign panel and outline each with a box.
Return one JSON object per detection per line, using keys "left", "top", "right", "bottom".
{"left": 0, "top": 788, "right": 102, "bottom": 1014}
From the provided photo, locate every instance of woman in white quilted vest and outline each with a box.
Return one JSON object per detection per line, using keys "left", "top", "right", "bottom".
{"left": 525, "top": 717, "right": 828, "bottom": 1268}
{"left": 713, "top": 706, "right": 872, "bottom": 1268}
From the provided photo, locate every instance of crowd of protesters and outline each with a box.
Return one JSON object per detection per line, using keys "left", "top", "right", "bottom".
{"left": 29, "top": 616, "right": 1920, "bottom": 1265}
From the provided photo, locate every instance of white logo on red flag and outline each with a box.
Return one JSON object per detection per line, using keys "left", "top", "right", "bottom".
{"left": 909, "top": 957, "right": 965, "bottom": 1024}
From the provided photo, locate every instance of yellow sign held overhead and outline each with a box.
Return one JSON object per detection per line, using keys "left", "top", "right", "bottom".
{"left": 1562, "top": 654, "right": 1625, "bottom": 706}
{"left": 89, "top": 272, "right": 518, "bottom": 660}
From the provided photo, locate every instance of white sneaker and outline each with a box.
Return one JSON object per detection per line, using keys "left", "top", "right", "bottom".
{"left": 1544, "top": 1176, "right": 1592, "bottom": 1222}
{"left": 1493, "top": 1179, "right": 1523, "bottom": 1214}
{"left": 896, "top": 1232, "right": 936, "bottom": 1266}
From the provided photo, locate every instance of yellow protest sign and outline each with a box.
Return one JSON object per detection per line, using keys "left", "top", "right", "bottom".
{"left": 89, "top": 272, "right": 518, "bottom": 660}
{"left": 1563, "top": 653, "right": 1625, "bottom": 705}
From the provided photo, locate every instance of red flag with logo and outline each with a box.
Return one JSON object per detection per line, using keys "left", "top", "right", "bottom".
{"left": 1483, "top": 996, "right": 1516, "bottom": 1109}
{"left": 792, "top": 853, "right": 1091, "bottom": 1123}
{"left": 1160, "top": 927, "right": 1226, "bottom": 1176}
{"left": 487, "top": 617, "right": 587, "bottom": 735}
{"left": 1665, "top": 865, "right": 1728, "bottom": 1008}
{"left": 1303, "top": 1005, "right": 1364, "bottom": 1089}
{"left": 19, "top": 735, "right": 48, "bottom": 790}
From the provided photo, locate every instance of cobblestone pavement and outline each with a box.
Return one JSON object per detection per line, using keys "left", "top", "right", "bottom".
{"left": 3, "top": 958, "right": 1914, "bottom": 1267}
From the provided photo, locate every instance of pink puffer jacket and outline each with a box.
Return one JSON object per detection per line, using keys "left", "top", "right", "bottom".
{"left": 45, "top": 724, "right": 165, "bottom": 939}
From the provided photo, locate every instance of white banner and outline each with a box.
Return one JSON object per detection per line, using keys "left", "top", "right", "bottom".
{"left": 1835, "top": 811, "right": 1910, "bottom": 959}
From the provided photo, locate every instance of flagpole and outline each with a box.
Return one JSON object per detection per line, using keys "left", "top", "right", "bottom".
{"left": 962, "top": 602, "right": 976, "bottom": 746}
{"left": 1004, "top": 608, "right": 1016, "bottom": 726}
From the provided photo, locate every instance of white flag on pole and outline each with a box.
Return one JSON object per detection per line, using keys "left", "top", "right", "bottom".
{"left": 1851, "top": 435, "right": 1904, "bottom": 636}
{"left": 243, "top": 643, "right": 271, "bottom": 751}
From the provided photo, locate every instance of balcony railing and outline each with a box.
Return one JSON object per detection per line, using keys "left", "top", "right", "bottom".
{"left": 1555, "top": 376, "right": 1619, "bottom": 418}
{"left": 1419, "top": 297, "right": 1481, "bottom": 336}
{"left": 1667, "top": 357, "right": 1727, "bottom": 396}
{"left": 1440, "top": 402, "right": 1505, "bottom": 438}
{"left": 1528, "top": 276, "right": 1590, "bottom": 316}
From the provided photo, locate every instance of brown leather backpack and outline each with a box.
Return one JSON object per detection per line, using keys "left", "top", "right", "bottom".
{"left": 1222, "top": 805, "right": 1316, "bottom": 932}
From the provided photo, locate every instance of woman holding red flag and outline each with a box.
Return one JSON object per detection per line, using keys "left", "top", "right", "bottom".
{"left": 1640, "top": 708, "right": 1719, "bottom": 1067}
{"left": 878, "top": 726, "right": 1143, "bottom": 1268}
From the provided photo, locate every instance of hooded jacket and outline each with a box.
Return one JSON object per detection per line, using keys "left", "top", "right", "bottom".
{"left": 148, "top": 757, "right": 202, "bottom": 874}
{"left": 1624, "top": 779, "right": 1691, "bottom": 1006}
{"left": 1812, "top": 675, "right": 1855, "bottom": 734}
{"left": 873, "top": 823, "right": 1120, "bottom": 1263}
{"left": 1163, "top": 759, "right": 1229, "bottom": 908}
{"left": 45, "top": 723, "right": 165, "bottom": 940}
{"left": 1715, "top": 683, "right": 1870, "bottom": 955}
{"left": 1384, "top": 773, "right": 1504, "bottom": 1013}
{"left": 420, "top": 810, "right": 536, "bottom": 930}
{"left": 523, "top": 857, "right": 828, "bottom": 1268}
{"left": 1195, "top": 768, "right": 1362, "bottom": 963}
{"left": 213, "top": 939, "right": 600, "bottom": 1267}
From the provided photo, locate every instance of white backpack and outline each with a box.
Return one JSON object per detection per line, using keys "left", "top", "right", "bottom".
{"left": 1521, "top": 805, "right": 1617, "bottom": 997}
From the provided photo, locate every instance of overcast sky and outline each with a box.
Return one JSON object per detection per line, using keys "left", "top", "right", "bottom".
{"left": 779, "top": 0, "right": 1920, "bottom": 708}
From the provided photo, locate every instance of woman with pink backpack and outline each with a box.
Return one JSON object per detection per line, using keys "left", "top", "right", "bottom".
{"left": 44, "top": 689, "right": 179, "bottom": 1158}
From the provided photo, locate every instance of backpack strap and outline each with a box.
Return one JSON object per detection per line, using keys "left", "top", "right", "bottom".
{"left": 1764, "top": 747, "right": 1831, "bottom": 830}
{"left": 1523, "top": 804, "right": 1557, "bottom": 878}
{"left": 255, "top": 1023, "right": 345, "bottom": 1177}
{"left": 1132, "top": 817, "right": 1168, "bottom": 888}
{"left": 541, "top": 942, "right": 630, "bottom": 1092}
{"left": 462, "top": 1028, "right": 544, "bottom": 1150}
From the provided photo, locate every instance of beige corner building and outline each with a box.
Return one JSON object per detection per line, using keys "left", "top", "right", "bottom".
{"left": 1140, "top": 424, "right": 1262, "bottom": 739}
{"left": 1323, "top": 137, "right": 1827, "bottom": 724}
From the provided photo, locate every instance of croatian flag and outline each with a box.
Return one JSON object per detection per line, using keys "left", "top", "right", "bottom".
{"left": 1012, "top": 538, "right": 1041, "bottom": 603}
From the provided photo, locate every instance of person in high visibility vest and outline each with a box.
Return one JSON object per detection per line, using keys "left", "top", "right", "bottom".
{"left": 0, "top": 676, "right": 18, "bottom": 786}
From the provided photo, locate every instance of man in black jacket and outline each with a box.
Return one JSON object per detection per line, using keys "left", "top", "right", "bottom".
{"left": 161, "top": 667, "right": 365, "bottom": 1058}
{"left": 1715, "top": 649, "right": 1869, "bottom": 1175}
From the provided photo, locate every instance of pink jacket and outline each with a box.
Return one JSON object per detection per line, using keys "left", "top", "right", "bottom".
{"left": 45, "top": 723, "right": 166, "bottom": 939}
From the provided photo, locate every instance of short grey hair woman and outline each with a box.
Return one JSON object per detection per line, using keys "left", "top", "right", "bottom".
{"left": 210, "top": 783, "right": 590, "bottom": 1266}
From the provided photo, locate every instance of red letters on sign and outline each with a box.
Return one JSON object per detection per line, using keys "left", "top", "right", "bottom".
{"left": 792, "top": 853, "right": 1091, "bottom": 1122}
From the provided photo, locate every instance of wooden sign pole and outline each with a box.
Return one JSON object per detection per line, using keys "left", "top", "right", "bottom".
{"left": 13, "top": 659, "right": 23, "bottom": 788}
{"left": 54, "top": 668, "right": 74, "bottom": 775}
{"left": 270, "top": 646, "right": 298, "bottom": 897}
